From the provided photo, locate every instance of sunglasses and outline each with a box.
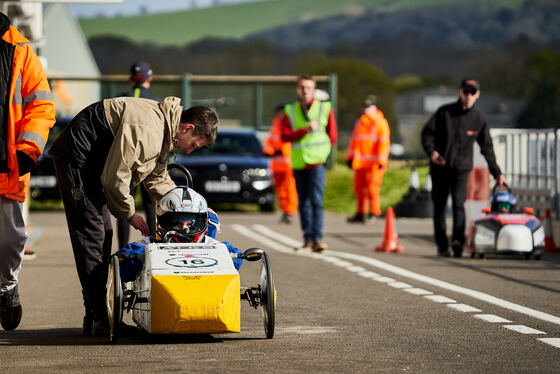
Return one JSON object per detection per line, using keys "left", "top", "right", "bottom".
{"left": 462, "top": 87, "right": 478, "bottom": 96}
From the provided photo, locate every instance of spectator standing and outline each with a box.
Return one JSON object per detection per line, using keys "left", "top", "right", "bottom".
{"left": 421, "top": 79, "right": 506, "bottom": 258}
{"left": 346, "top": 97, "right": 390, "bottom": 223}
{"left": 49, "top": 97, "right": 217, "bottom": 336}
{"left": 116, "top": 61, "right": 162, "bottom": 249}
{"left": 263, "top": 104, "right": 298, "bottom": 224}
{"left": 0, "top": 12, "right": 56, "bottom": 331}
{"left": 280, "top": 75, "right": 337, "bottom": 252}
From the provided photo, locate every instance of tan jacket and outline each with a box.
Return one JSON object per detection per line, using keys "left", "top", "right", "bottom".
{"left": 101, "top": 96, "right": 181, "bottom": 221}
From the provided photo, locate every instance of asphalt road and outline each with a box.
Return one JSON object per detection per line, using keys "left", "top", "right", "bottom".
{"left": 1, "top": 210, "right": 560, "bottom": 373}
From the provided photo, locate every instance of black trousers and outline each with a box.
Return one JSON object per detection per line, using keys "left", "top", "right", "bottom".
{"left": 53, "top": 159, "right": 112, "bottom": 322}
{"left": 430, "top": 166, "right": 470, "bottom": 253}
{"left": 116, "top": 183, "right": 156, "bottom": 249}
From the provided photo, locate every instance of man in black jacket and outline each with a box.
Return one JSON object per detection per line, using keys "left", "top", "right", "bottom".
{"left": 421, "top": 79, "right": 506, "bottom": 257}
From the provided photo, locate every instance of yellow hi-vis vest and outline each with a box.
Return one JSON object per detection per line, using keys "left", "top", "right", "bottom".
{"left": 285, "top": 100, "right": 332, "bottom": 170}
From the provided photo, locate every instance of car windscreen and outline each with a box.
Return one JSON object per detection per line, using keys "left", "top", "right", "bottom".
{"left": 190, "top": 132, "right": 262, "bottom": 156}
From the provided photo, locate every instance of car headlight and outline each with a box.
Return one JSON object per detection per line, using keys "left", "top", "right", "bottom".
{"left": 252, "top": 180, "right": 272, "bottom": 191}
{"left": 532, "top": 226, "right": 545, "bottom": 247}
{"left": 243, "top": 168, "right": 269, "bottom": 177}
{"left": 474, "top": 224, "right": 495, "bottom": 246}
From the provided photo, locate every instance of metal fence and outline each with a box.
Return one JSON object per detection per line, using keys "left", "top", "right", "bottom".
{"left": 491, "top": 128, "right": 559, "bottom": 218}
{"left": 48, "top": 74, "right": 337, "bottom": 131}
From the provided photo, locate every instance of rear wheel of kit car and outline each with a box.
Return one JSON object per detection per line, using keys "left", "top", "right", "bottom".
{"left": 107, "top": 254, "right": 123, "bottom": 343}
{"left": 259, "top": 251, "right": 276, "bottom": 339}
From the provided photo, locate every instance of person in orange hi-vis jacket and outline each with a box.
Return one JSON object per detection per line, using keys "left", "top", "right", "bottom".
{"left": 0, "top": 12, "right": 56, "bottom": 331}
{"left": 263, "top": 105, "right": 298, "bottom": 224}
{"left": 346, "top": 98, "right": 390, "bottom": 223}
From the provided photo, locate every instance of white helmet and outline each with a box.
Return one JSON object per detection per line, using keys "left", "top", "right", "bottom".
{"left": 156, "top": 187, "right": 208, "bottom": 243}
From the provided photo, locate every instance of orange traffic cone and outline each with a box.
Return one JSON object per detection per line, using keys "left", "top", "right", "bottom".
{"left": 544, "top": 208, "right": 558, "bottom": 252}
{"left": 375, "top": 207, "right": 404, "bottom": 253}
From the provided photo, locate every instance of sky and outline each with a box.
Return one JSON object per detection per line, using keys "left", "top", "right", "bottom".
{"left": 68, "top": 0, "right": 263, "bottom": 18}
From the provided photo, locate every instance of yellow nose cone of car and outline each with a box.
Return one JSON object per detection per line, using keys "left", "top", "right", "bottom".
{"left": 150, "top": 274, "right": 240, "bottom": 334}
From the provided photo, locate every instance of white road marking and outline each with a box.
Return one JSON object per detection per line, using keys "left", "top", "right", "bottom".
{"left": 388, "top": 282, "right": 413, "bottom": 289}
{"left": 404, "top": 288, "right": 433, "bottom": 296}
{"left": 278, "top": 326, "right": 339, "bottom": 334}
{"left": 447, "top": 304, "right": 482, "bottom": 313}
{"left": 321, "top": 250, "right": 560, "bottom": 326}
{"left": 473, "top": 314, "right": 512, "bottom": 323}
{"left": 424, "top": 295, "right": 456, "bottom": 303}
{"left": 347, "top": 266, "right": 367, "bottom": 273}
{"left": 537, "top": 338, "right": 560, "bottom": 348}
{"left": 503, "top": 325, "right": 546, "bottom": 334}
{"left": 358, "top": 271, "right": 381, "bottom": 279}
{"left": 231, "top": 224, "right": 560, "bottom": 329}
{"left": 373, "top": 276, "right": 396, "bottom": 283}
{"left": 252, "top": 224, "right": 302, "bottom": 248}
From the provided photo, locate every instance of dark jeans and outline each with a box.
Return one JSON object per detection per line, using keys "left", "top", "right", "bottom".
{"left": 430, "top": 166, "right": 470, "bottom": 253}
{"left": 117, "top": 183, "right": 156, "bottom": 249}
{"left": 293, "top": 164, "right": 326, "bottom": 243}
{"left": 53, "top": 159, "right": 112, "bottom": 323}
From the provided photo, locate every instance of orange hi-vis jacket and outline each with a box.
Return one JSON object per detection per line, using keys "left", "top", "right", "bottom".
{"left": 346, "top": 109, "right": 390, "bottom": 170}
{"left": 263, "top": 117, "right": 292, "bottom": 173}
{"left": 0, "top": 16, "right": 55, "bottom": 201}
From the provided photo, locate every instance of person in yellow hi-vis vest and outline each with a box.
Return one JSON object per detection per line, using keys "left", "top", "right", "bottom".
{"left": 346, "top": 98, "right": 390, "bottom": 223}
{"left": 263, "top": 105, "right": 298, "bottom": 224}
{"left": 280, "top": 75, "right": 338, "bottom": 253}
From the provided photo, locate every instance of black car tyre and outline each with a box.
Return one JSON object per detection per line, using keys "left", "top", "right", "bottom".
{"left": 260, "top": 251, "right": 276, "bottom": 339}
{"left": 259, "top": 201, "right": 275, "bottom": 212}
{"left": 106, "top": 254, "right": 123, "bottom": 344}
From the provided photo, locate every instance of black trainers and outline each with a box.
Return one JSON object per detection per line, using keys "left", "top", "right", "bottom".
{"left": 347, "top": 213, "right": 366, "bottom": 223}
{"left": 280, "top": 213, "right": 293, "bottom": 224}
{"left": 83, "top": 312, "right": 94, "bottom": 336}
{"left": 0, "top": 285, "right": 23, "bottom": 331}
{"left": 367, "top": 213, "right": 378, "bottom": 223}
{"left": 452, "top": 241, "right": 463, "bottom": 258}
{"left": 92, "top": 319, "right": 110, "bottom": 337}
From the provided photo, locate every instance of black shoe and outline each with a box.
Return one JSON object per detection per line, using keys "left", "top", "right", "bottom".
{"left": 0, "top": 285, "right": 23, "bottom": 331}
{"left": 92, "top": 319, "right": 110, "bottom": 337}
{"left": 437, "top": 251, "right": 451, "bottom": 257}
{"left": 280, "top": 213, "right": 293, "bottom": 224}
{"left": 347, "top": 213, "right": 366, "bottom": 223}
{"left": 83, "top": 313, "right": 94, "bottom": 336}
{"left": 452, "top": 241, "right": 463, "bottom": 258}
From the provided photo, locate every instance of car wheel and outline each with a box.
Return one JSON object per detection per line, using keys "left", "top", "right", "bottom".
{"left": 259, "top": 201, "right": 275, "bottom": 212}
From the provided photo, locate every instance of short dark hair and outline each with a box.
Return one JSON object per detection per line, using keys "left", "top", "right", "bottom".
{"left": 297, "top": 74, "right": 315, "bottom": 84}
{"left": 180, "top": 106, "right": 218, "bottom": 145}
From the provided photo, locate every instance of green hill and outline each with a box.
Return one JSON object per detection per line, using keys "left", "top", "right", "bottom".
{"left": 79, "top": 0, "right": 522, "bottom": 47}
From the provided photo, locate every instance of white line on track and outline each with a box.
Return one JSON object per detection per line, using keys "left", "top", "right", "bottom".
{"left": 404, "top": 288, "right": 433, "bottom": 296}
{"left": 503, "top": 325, "right": 546, "bottom": 334}
{"left": 537, "top": 338, "right": 560, "bottom": 348}
{"left": 231, "top": 224, "right": 560, "bottom": 344}
{"left": 424, "top": 295, "right": 456, "bottom": 304}
{"left": 473, "top": 314, "right": 512, "bottom": 323}
{"left": 447, "top": 304, "right": 482, "bottom": 313}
